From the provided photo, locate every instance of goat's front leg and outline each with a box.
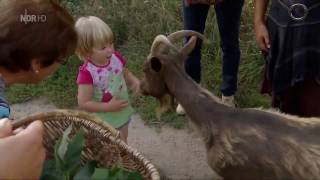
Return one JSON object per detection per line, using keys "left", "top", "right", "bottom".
{"left": 156, "top": 94, "right": 172, "bottom": 120}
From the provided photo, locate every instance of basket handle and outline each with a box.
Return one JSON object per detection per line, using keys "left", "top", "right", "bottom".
{"left": 12, "top": 118, "right": 36, "bottom": 129}
{"left": 11, "top": 116, "right": 121, "bottom": 139}
{"left": 10, "top": 110, "right": 121, "bottom": 138}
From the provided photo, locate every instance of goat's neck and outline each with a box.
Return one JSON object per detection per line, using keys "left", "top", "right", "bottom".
{"left": 163, "top": 65, "right": 228, "bottom": 127}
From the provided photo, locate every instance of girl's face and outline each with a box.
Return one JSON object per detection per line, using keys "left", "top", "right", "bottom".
{"left": 89, "top": 43, "right": 114, "bottom": 66}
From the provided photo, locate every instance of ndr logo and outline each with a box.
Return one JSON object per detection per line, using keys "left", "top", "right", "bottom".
{"left": 20, "top": 9, "right": 46, "bottom": 24}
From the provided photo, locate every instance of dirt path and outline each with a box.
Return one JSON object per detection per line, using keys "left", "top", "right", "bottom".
{"left": 11, "top": 98, "right": 219, "bottom": 180}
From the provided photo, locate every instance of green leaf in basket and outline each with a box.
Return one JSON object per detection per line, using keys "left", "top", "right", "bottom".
{"left": 73, "top": 161, "right": 97, "bottom": 180}
{"left": 64, "top": 128, "right": 85, "bottom": 174}
{"left": 127, "top": 171, "right": 143, "bottom": 180}
{"left": 54, "top": 138, "right": 65, "bottom": 172}
{"left": 40, "top": 160, "right": 63, "bottom": 180}
{"left": 57, "top": 125, "right": 73, "bottom": 160}
{"left": 109, "top": 167, "right": 126, "bottom": 180}
{"left": 91, "top": 167, "right": 143, "bottom": 180}
{"left": 91, "top": 168, "right": 110, "bottom": 180}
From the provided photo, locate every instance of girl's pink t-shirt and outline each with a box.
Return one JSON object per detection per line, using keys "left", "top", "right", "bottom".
{"left": 76, "top": 51, "right": 126, "bottom": 102}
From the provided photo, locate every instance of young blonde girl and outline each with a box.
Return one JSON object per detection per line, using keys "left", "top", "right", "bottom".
{"left": 75, "top": 16, "right": 140, "bottom": 143}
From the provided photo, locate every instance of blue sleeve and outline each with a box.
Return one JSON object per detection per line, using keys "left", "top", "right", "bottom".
{"left": 0, "top": 105, "right": 10, "bottom": 118}
{"left": 0, "top": 77, "right": 9, "bottom": 118}
{"left": 0, "top": 97, "right": 10, "bottom": 118}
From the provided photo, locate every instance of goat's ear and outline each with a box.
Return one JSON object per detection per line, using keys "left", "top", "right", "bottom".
{"left": 180, "top": 36, "right": 197, "bottom": 57}
{"left": 150, "top": 57, "right": 162, "bottom": 72}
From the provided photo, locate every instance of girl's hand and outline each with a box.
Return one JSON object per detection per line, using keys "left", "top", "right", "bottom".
{"left": 124, "top": 69, "right": 141, "bottom": 97}
{"left": 106, "top": 97, "right": 128, "bottom": 112}
{"left": 131, "top": 78, "right": 141, "bottom": 97}
{"left": 255, "top": 22, "right": 270, "bottom": 52}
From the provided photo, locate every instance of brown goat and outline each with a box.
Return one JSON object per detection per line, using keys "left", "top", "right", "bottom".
{"left": 140, "top": 30, "right": 320, "bottom": 180}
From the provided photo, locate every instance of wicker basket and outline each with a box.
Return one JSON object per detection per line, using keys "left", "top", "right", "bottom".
{"left": 12, "top": 110, "right": 160, "bottom": 180}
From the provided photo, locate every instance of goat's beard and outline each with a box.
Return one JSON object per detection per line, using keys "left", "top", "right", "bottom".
{"left": 156, "top": 94, "right": 174, "bottom": 120}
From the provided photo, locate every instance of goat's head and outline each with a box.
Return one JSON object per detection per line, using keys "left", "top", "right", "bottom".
{"left": 140, "top": 30, "right": 205, "bottom": 99}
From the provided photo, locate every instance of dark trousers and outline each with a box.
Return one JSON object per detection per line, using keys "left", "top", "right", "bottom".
{"left": 183, "top": 0, "right": 244, "bottom": 96}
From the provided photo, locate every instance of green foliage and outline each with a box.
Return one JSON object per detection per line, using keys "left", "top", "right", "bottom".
{"left": 41, "top": 125, "right": 143, "bottom": 180}
{"left": 73, "top": 161, "right": 97, "bottom": 180}
{"left": 91, "top": 167, "right": 142, "bottom": 180}
{"left": 41, "top": 125, "right": 86, "bottom": 180}
{"left": 7, "top": 0, "right": 271, "bottom": 128}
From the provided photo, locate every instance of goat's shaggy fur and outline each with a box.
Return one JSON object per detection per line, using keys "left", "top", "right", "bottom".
{"left": 140, "top": 30, "right": 320, "bottom": 180}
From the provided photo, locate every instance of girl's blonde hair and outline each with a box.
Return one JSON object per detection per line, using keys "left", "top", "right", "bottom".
{"left": 75, "top": 16, "right": 113, "bottom": 60}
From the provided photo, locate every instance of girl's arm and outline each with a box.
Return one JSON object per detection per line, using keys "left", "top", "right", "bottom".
{"left": 124, "top": 69, "right": 140, "bottom": 96}
{"left": 254, "top": 0, "right": 271, "bottom": 52}
{"left": 78, "top": 85, "right": 128, "bottom": 112}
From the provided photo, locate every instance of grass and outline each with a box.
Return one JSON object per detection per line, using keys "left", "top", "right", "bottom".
{"left": 6, "top": 0, "right": 270, "bottom": 128}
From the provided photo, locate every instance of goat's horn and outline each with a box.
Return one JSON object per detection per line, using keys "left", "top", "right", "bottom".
{"left": 181, "top": 36, "right": 198, "bottom": 57}
{"left": 167, "top": 30, "right": 206, "bottom": 44}
{"left": 150, "top": 35, "right": 179, "bottom": 55}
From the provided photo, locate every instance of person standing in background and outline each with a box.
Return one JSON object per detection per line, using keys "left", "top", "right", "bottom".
{"left": 255, "top": 0, "right": 320, "bottom": 117}
{"left": 177, "top": 0, "right": 244, "bottom": 114}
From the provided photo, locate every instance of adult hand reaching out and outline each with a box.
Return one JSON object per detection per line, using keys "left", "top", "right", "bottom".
{"left": 0, "top": 120, "right": 46, "bottom": 179}
{"left": 0, "top": 119, "right": 12, "bottom": 138}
